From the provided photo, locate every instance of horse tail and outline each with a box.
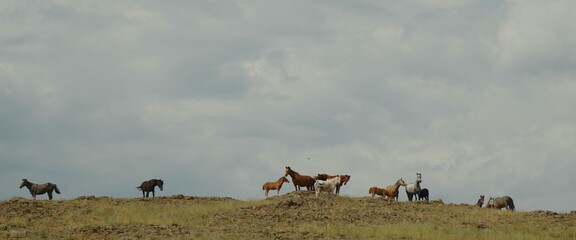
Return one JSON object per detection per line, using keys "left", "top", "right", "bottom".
{"left": 54, "top": 185, "right": 61, "bottom": 194}
{"left": 508, "top": 197, "right": 515, "bottom": 211}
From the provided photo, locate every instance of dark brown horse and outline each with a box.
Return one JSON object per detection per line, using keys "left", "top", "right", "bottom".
{"left": 317, "top": 173, "right": 351, "bottom": 195}
{"left": 262, "top": 176, "right": 290, "bottom": 198}
{"left": 474, "top": 195, "right": 485, "bottom": 208}
{"left": 419, "top": 188, "right": 429, "bottom": 201}
{"left": 19, "top": 179, "right": 61, "bottom": 200}
{"left": 137, "top": 179, "right": 164, "bottom": 197}
{"left": 284, "top": 166, "right": 315, "bottom": 191}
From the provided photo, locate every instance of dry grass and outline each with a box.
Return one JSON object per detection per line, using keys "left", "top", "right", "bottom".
{"left": 1, "top": 193, "right": 574, "bottom": 239}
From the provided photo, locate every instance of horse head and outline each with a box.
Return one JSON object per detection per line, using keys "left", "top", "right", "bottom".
{"left": 341, "top": 175, "right": 351, "bottom": 185}
{"left": 19, "top": 179, "right": 28, "bottom": 188}
{"left": 397, "top": 178, "right": 407, "bottom": 186}
{"left": 486, "top": 197, "right": 494, "bottom": 208}
{"left": 157, "top": 179, "right": 164, "bottom": 191}
{"left": 284, "top": 166, "right": 291, "bottom": 176}
{"left": 282, "top": 176, "right": 290, "bottom": 183}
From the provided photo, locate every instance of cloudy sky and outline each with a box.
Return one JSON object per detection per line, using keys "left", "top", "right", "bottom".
{"left": 1, "top": 0, "right": 575, "bottom": 212}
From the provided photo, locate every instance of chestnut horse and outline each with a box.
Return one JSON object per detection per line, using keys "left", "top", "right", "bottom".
{"left": 20, "top": 179, "right": 61, "bottom": 200}
{"left": 284, "top": 166, "right": 315, "bottom": 191}
{"left": 474, "top": 195, "right": 484, "bottom": 208}
{"left": 369, "top": 186, "right": 389, "bottom": 198}
{"left": 137, "top": 179, "right": 164, "bottom": 198}
{"left": 262, "top": 176, "right": 290, "bottom": 198}
{"left": 385, "top": 178, "right": 406, "bottom": 201}
{"left": 317, "top": 173, "right": 351, "bottom": 195}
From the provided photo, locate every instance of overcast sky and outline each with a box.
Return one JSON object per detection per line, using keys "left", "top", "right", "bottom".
{"left": 1, "top": 0, "right": 575, "bottom": 212}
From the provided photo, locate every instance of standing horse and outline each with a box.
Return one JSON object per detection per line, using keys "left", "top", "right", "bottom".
{"left": 474, "top": 195, "right": 485, "bottom": 208}
{"left": 137, "top": 179, "right": 164, "bottom": 198}
{"left": 369, "top": 186, "right": 389, "bottom": 198}
{"left": 385, "top": 178, "right": 407, "bottom": 201}
{"left": 486, "top": 196, "right": 515, "bottom": 211}
{"left": 284, "top": 166, "right": 315, "bottom": 191}
{"left": 419, "top": 188, "right": 429, "bottom": 201}
{"left": 405, "top": 173, "right": 422, "bottom": 201}
{"left": 317, "top": 173, "right": 351, "bottom": 195}
{"left": 262, "top": 176, "right": 290, "bottom": 198}
{"left": 19, "top": 179, "right": 61, "bottom": 200}
{"left": 314, "top": 176, "right": 341, "bottom": 197}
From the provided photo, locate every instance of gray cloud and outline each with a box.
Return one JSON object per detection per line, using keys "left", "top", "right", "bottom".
{"left": 1, "top": 0, "right": 575, "bottom": 211}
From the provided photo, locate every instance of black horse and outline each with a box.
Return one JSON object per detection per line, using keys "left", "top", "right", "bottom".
{"left": 418, "top": 188, "right": 429, "bottom": 201}
{"left": 137, "top": 179, "right": 164, "bottom": 197}
{"left": 20, "top": 179, "right": 61, "bottom": 200}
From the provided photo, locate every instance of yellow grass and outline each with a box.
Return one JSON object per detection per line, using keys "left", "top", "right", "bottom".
{"left": 1, "top": 194, "right": 574, "bottom": 239}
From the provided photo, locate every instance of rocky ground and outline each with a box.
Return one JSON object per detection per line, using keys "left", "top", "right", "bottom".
{"left": 1, "top": 192, "right": 575, "bottom": 239}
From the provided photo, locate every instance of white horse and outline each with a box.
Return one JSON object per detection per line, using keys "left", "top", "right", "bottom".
{"left": 314, "top": 176, "right": 341, "bottom": 197}
{"left": 405, "top": 173, "right": 422, "bottom": 201}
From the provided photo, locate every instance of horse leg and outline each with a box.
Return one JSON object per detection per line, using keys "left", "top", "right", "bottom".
{"left": 48, "top": 191, "right": 53, "bottom": 200}
{"left": 264, "top": 189, "right": 269, "bottom": 198}
{"left": 152, "top": 190, "right": 155, "bottom": 197}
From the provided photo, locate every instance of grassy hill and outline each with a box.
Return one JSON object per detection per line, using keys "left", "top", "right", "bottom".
{"left": 1, "top": 192, "right": 575, "bottom": 239}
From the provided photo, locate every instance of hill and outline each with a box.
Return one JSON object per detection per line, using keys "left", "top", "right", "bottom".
{"left": 1, "top": 192, "right": 575, "bottom": 239}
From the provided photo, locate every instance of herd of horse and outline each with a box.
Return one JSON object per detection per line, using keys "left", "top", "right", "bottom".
{"left": 18, "top": 167, "right": 515, "bottom": 211}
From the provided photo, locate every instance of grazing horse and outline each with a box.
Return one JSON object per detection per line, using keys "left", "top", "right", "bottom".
{"left": 19, "top": 179, "right": 61, "bottom": 200}
{"left": 137, "top": 179, "right": 164, "bottom": 198}
{"left": 385, "top": 178, "right": 407, "bottom": 201}
{"left": 314, "top": 176, "right": 341, "bottom": 197}
{"left": 419, "top": 188, "right": 429, "bottom": 201}
{"left": 284, "top": 166, "right": 316, "bottom": 191}
{"left": 369, "top": 186, "right": 389, "bottom": 198}
{"left": 317, "top": 173, "right": 351, "bottom": 195}
{"left": 405, "top": 173, "right": 422, "bottom": 201}
{"left": 474, "top": 195, "right": 485, "bottom": 208}
{"left": 486, "top": 196, "right": 515, "bottom": 211}
{"left": 262, "top": 176, "right": 290, "bottom": 198}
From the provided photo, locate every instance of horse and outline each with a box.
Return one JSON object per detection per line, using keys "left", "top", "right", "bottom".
{"left": 385, "top": 178, "right": 407, "bottom": 201}
{"left": 19, "top": 179, "right": 61, "bottom": 200}
{"left": 369, "top": 186, "right": 389, "bottom": 198}
{"left": 419, "top": 188, "right": 429, "bottom": 201}
{"left": 137, "top": 179, "right": 164, "bottom": 197}
{"left": 317, "top": 173, "right": 351, "bottom": 195}
{"left": 284, "top": 166, "right": 316, "bottom": 191}
{"left": 474, "top": 195, "right": 485, "bottom": 208}
{"left": 262, "top": 176, "right": 290, "bottom": 198}
{"left": 486, "top": 196, "right": 515, "bottom": 211}
{"left": 405, "top": 173, "right": 422, "bottom": 201}
{"left": 314, "top": 176, "right": 341, "bottom": 197}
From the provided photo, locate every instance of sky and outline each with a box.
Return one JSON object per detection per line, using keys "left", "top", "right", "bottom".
{"left": 1, "top": 0, "right": 575, "bottom": 212}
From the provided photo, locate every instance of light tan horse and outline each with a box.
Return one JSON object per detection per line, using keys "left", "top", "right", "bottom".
{"left": 369, "top": 186, "right": 389, "bottom": 198}
{"left": 385, "top": 178, "right": 406, "bottom": 201}
{"left": 262, "top": 176, "right": 290, "bottom": 198}
{"left": 474, "top": 195, "right": 485, "bottom": 208}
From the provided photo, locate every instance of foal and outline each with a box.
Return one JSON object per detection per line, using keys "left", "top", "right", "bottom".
{"left": 262, "top": 176, "right": 290, "bottom": 198}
